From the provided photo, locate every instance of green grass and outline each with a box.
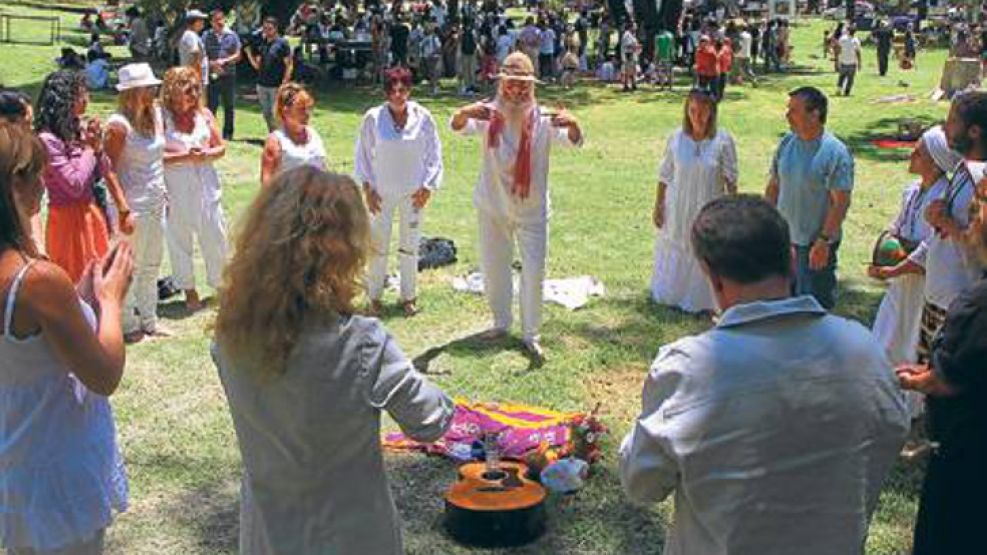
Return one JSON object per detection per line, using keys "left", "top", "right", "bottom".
{"left": 1, "top": 5, "right": 947, "bottom": 553}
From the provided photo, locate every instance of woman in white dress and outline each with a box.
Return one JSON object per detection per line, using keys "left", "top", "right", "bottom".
{"left": 161, "top": 66, "right": 229, "bottom": 312}
{"left": 260, "top": 83, "right": 326, "bottom": 187}
{"left": 104, "top": 63, "right": 167, "bottom": 342}
{"left": 868, "top": 126, "right": 963, "bottom": 416}
{"left": 355, "top": 66, "right": 443, "bottom": 317}
{"left": 651, "top": 89, "right": 738, "bottom": 312}
{"left": 868, "top": 129, "right": 958, "bottom": 362}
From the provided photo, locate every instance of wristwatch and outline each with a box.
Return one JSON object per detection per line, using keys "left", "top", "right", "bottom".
{"left": 816, "top": 233, "right": 834, "bottom": 246}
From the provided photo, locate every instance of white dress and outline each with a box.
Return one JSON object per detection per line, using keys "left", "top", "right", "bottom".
{"left": 651, "top": 129, "right": 738, "bottom": 312}
{"left": 871, "top": 179, "right": 945, "bottom": 366}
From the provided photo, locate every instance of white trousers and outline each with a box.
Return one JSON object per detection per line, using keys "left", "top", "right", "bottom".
{"left": 478, "top": 211, "right": 547, "bottom": 342}
{"left": 165, "top": 172, "right": 228, "bottom": 291}
{"left": 368, "top": 194, "right": 421, "bottom": 302}
{"left": 124, "top": 208, "right": 165, "bottom": 334}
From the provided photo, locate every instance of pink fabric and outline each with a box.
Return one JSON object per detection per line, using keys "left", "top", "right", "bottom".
{"left": 39, "top": 132, "right": 107, "bottom": 207}
{"left": 384, "top": 401, "right": 577, "bottom": 461}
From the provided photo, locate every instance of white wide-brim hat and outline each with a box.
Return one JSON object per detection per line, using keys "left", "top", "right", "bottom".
{"left": 495, "top": 52, "right": 544, "bottom": 84}
{"left": 116, "top": 63, "right": 162, "bottom": 91}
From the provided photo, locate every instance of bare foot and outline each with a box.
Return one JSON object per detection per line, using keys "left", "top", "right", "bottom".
{"left": 185, "top": 289, "right": 203, "bottom": 312}
{"left": 144, "top": 325, "right": 173, "bottom": 339}
{"left": 367, "top": 299, "right": 383, "bottom": 317}
{"left": 402, "top": 299, "right": 419, "bottom": 317}
{"left": 123, "top": 330, "right": 145, "bottom": 344}
{"left": 522, "top": 338, "right": 546, "bottom": 367}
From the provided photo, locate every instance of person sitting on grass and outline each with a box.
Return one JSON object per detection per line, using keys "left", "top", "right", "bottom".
{"left": 213, "top": 166, "right": 454, "bottom": 555}
{"left": 621, "top": 194, "right": 909, "bottom": 555}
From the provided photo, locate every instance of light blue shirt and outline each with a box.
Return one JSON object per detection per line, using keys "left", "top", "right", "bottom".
{"left": 619, "top": 296, "right": 908, "bottom": 555}
{"left": 771, "top": 131, "right": 854, "bottom": 246}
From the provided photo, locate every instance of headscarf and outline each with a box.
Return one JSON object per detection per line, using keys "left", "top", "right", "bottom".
{"left": 921, "top": 125, "right": 964, "bottom": 174}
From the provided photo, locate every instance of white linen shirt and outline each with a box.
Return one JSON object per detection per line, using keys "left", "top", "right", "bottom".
{"left": 620, "top": 296, "right": 908, "bottom": 555}
{"left": 354, "top": 101, "right": 443, "bottom": 199}
{"left": 908, "top": 161, "right": 984, "bottom": 309}
{"left": 451, "top": 105, "right": 582, "bottom": 223}
{"left": 179, "top": 29, "right": 209, "bottom": 85}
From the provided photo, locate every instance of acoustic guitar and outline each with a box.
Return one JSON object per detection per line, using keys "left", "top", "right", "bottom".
{"left": 444, "top": 459, "right": 548, "bottom": 547}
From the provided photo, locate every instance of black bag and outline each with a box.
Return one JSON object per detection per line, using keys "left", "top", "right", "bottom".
{"left": 418, "top": 237, "right": 457, "bottom": 271}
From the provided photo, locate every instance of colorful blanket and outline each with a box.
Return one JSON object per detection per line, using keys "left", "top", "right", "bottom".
{"left": 383, "top": 399, "right": 581, "bottom": 462}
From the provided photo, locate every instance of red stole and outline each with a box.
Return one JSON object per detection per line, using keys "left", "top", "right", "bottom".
{"left": 487, "top": 107, "right": 536, "bottom": 199}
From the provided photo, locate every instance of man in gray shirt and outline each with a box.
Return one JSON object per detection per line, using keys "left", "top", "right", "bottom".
{"left": 620, "top": 195, "right": 908, "bottom": 555}
{"left": 204, "top": 8, "right": 242, "bottom": 140}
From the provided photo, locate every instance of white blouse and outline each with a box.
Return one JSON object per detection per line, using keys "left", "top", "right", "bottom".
{"left": 273, "top": 126, "right": 327, "bottom": 175}
{"left": 353, "top": 101, "right": 443, "bottom": 199}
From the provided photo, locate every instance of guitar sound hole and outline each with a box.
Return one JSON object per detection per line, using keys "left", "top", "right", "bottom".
{"left": 481, "top": 470, "right": 508, "bottom": 481}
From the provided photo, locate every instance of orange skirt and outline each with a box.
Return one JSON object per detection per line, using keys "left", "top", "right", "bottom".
{"left": 46, "top": 202, "right": 109, "bottom": 283}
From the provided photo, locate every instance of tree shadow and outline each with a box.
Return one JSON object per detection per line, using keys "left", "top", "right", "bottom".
{"left": 842, "top": 115, "right": 944, "bottom": 164}
{"left": 412, "top": 329, "right": 544, "bottom": 375}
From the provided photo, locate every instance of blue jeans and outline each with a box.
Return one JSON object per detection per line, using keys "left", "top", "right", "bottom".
{"left": 793, "top": 241, "right": 839, "bottom": 310}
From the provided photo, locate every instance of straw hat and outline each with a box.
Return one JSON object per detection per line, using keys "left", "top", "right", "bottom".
{"left": 116, "top": 63, "right": 161, "bottom": 91}
{"left": 495, "top": 52, "right": 542, "bottom": 83}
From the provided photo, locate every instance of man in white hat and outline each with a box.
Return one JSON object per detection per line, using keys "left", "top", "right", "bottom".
{"left": 450, "top": 52, "right": 583, "bottom": 364}
{"left": 179, "top": 9, "right": 210, "bottom": 86}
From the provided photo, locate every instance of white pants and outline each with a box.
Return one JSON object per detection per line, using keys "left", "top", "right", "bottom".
{"left": 478, "top": 211, "right": 547, "bottom": 342}
{"left": 165, "top": 172, "right": 228, "bottom": 291}
{"left": 124, "top": 208, "right": 165, "bottom": 334}
{"left": 368, "top": 195, "right": 421, "bottom": 302}
{"left": 10, "top": 529, "right": 104, "bottom": 555}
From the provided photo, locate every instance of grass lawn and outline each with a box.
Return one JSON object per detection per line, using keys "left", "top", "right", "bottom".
{"left": 0, "top": 4, "right": 948, "bottom": 553}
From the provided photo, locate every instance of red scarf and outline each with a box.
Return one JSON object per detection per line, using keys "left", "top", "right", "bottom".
{"left": 487, "top": 107, "right": 536, "bottom": 199}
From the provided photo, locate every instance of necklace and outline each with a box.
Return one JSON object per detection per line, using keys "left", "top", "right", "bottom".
{"left": 389, "top": 105, "right": 408, "bottom": 133}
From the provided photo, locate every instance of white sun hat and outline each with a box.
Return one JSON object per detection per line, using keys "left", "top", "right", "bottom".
{"left": 116, "top": 63, "right": 162, "bottom": 91}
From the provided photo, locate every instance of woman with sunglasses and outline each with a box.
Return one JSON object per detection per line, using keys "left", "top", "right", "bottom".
{"left": 354, "top": 66, "right": 443, "bottom": 317}
{"left": 260, "top": 82, "right": 326, "bottom": 187}
{"left": 104, "top": 63, "right": 167, "bottom": 343}
{"left": 651, "top": 88, "right": 737, "bottom": 314}
{"left": 161, "top": 66, "right": 228, "bottom": 312}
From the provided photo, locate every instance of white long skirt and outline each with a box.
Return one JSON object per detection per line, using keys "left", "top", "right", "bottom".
{"left": 650, "top": 236, "right": 715, "bottom": 313}
{"left": 871, "top": 273, "right": 925, "bottom": 417}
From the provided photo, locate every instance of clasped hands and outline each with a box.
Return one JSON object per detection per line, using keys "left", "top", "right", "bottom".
{"left": 895, "top": 363, "right": 956, "bottom": 397}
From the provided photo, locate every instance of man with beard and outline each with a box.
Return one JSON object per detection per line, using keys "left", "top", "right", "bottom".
{"left": 450, "top": 52, "right": 583, "bottom": 364}
{"left": 897, "top": 166, "right": 987, "bottom": 555}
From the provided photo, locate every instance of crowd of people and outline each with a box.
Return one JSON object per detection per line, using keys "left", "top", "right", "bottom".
{"left": 1, "top": 4, "right": 987, "bottom": 555}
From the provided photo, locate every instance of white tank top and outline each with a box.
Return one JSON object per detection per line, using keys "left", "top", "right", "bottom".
{"left": 107, "top": 107, "right": 165, "bottom": 214}
{"left": 273, "top": 126, "right": 327, "bottom": 175}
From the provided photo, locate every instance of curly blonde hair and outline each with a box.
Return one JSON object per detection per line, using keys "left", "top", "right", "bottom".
{"left": 160, "top": 66, "right": 201, "bottom": 116}
{"left": 274, "top": 82, "right": 314, "bottom": 123}
{"left": 214, "top": 167, "right": 370, "bottom": 377}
